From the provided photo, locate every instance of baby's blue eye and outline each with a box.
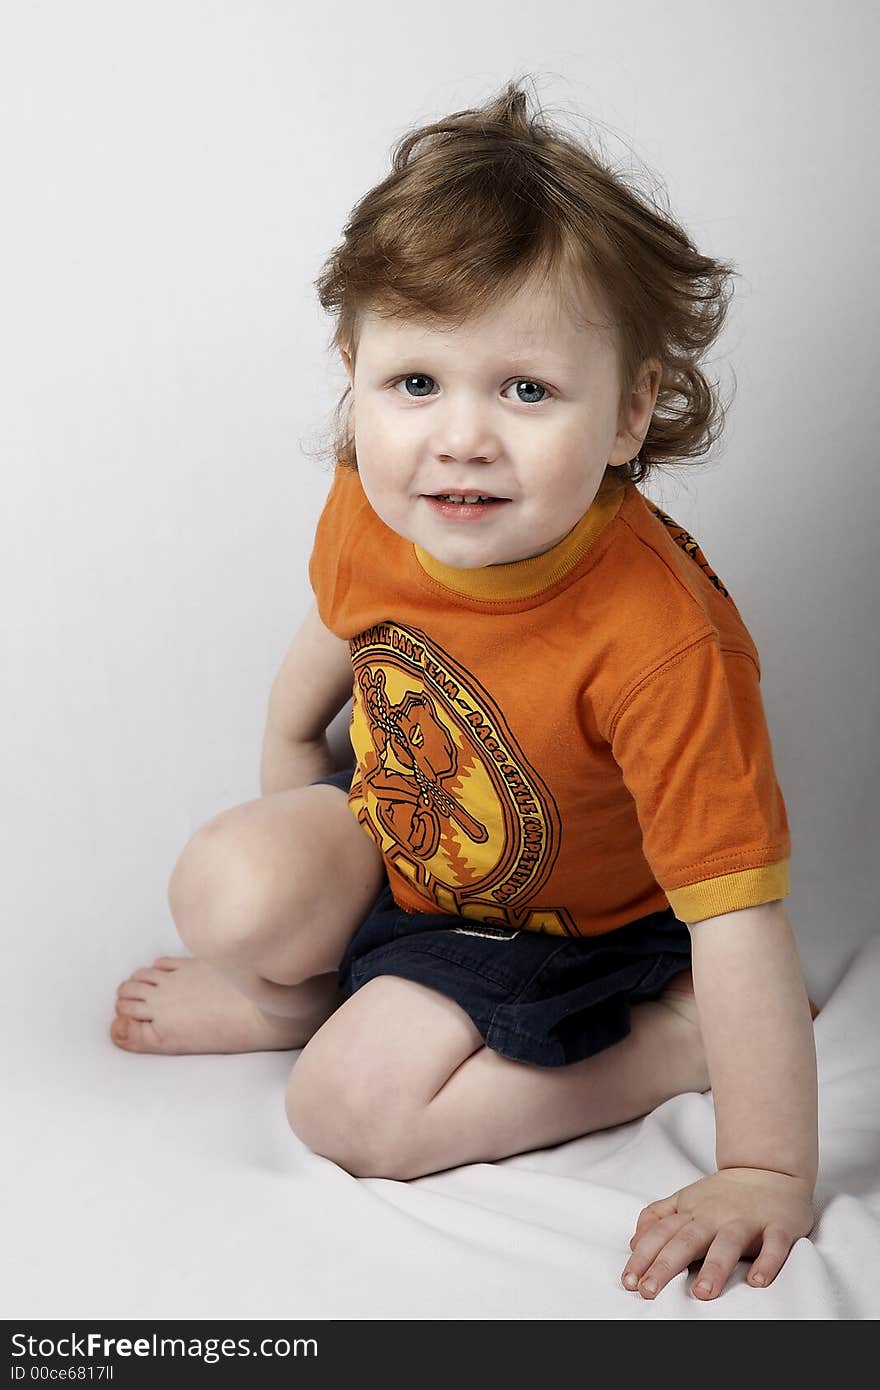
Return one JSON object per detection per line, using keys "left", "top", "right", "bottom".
{"left": 506, "top": 380, "right": 549, "bottom": 405}
{"left": 397, "top": 374, "right": 434, "bottom": 398}
{"left": 392, "top": 375, "right": 550, "bottom": 404}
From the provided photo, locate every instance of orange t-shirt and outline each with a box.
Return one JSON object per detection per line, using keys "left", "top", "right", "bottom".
{"left": 308, "top": 462, "right": 791, "bottom": 935}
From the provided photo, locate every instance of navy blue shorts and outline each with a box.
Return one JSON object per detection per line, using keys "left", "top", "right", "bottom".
{"left": 312, "top": 766, "right": 692, "bottom": 1069}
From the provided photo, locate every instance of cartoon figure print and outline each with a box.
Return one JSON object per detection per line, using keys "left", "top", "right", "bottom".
{"left": 343, "top": 621, "right": 567, "bottom": 931}
{"left": 356, "top": 664, "right": 489, "bottom": 860}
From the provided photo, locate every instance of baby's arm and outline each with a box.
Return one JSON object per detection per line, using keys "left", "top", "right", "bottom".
{"left": 690, "top": 901, "right": 818, "bottom": 1184}
{"left": 260, "top": 598, "right": 355, "bottom": 795}
{"left": 622, "top": 901, "right": 818, "bottom": 1300}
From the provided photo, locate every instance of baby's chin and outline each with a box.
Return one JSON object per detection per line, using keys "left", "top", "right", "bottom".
{"left": 415, "top": 530, "right": 538, "bottom": 571}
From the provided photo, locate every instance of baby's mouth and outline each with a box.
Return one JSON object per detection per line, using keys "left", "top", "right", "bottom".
{"left": 423, "top": 492, "right": 511, "bottom": 507}
{"left": 432, "top": 495, "right": 500, "bottom": 505}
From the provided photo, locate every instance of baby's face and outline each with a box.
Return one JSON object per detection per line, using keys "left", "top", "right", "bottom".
{"left": 341, "top": 271, "right": 658, "bottom": 569}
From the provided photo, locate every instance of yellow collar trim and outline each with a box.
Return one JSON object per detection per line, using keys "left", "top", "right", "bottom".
{"left": 413, "top": 472, "right": 628, "bottom": 601}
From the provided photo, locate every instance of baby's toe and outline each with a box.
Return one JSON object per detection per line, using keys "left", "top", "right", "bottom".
{"left": 110, "top": 1015, "right": 129, "bottom": 1045}
{"left": 116, "top": 979, "right": 151, "bottom": 1001}
{"left": 110, "top": 1014, "right": 160, "bottom": 1052}
{"left": 115, "top": 960, "right": 181, "bottom": 999}
{"left": 116, "top": 997, "right": 154, "bottom": 1022}
{"left": 131, "top": 967, "right": 164, "bottom": 985}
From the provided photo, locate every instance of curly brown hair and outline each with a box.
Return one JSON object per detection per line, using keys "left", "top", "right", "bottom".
{"left": 310, "top": 74, "right": 739, "bottom": 490}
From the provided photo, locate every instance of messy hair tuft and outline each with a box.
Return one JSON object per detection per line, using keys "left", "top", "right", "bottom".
{"left": 311, "top": 74, "right": 739, "bottom": 490}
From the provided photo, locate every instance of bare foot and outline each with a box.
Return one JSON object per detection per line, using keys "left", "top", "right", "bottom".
{"left": 110, "top": 956, "right": 322, "bottom": 1055}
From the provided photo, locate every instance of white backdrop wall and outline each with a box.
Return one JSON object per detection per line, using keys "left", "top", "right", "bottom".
{"left": 2, "top": 0, "right": 878, "bottom": 1034}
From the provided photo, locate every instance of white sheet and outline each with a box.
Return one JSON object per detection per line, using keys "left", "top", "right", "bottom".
{"left": 4, "top": 934, "right": 879, "bottom": 1321}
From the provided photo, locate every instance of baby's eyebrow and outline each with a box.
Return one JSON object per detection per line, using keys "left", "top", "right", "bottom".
{"left": 377, "top": 347, "right": 576, "bottom": 372}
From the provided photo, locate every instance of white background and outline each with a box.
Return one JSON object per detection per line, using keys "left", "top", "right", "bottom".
{"left": 2, "top": 0, "right": 878, "bottom": 1320}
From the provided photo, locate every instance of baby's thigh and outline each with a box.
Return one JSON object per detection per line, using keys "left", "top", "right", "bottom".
{"left": 169, "top": 783, "right": 386, "bottom": 979}
{"left": 285, "top": 975, "right": 484, "bottom": 1174}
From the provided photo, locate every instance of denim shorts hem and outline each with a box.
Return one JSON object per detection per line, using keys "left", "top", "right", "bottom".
{"left": 345, "top": 956, "right": 574, "bottom": 1067}
{"left": 343, "top": 936, "right": 689, "bottom": 1069}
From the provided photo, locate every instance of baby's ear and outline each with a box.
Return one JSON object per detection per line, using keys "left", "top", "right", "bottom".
{"left": 340, "top": 343, "right": 354, "bottom": 383}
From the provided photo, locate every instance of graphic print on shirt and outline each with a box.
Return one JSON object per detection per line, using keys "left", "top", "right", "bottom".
{"left": 645, "top": 502, "right": 730, "bottom": 598}
{"left": 345, "top": 621, "right": 575, "bottom": 933}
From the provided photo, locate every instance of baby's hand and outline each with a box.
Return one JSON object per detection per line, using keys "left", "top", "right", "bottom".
{"left": 620, "top": 1168, "right": 815, "bottom": 1301}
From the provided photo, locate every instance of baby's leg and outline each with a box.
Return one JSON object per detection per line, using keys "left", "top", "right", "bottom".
{"left": 291, "top": 974, "right": 821, "bottom": 1178}
{"left": 286, "top": 971, "right": 709, "bottom": 1179}
{"left": 111, "top": 784, "right": 385, "bottom": 1056}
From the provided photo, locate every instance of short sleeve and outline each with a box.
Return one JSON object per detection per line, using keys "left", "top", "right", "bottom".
{"left": 307, "top": 463, "right": 359, "bottom": 636}
{"left": 608, "top": 633, "right": 791, "bottom": 924}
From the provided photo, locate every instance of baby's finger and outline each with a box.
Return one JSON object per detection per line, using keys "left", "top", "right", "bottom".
{"left": 621, "top": 1213, "right": 692, "bottom": 1290}
{"left": 691, "top": 1222, "right": 753, "bottom": 1299}
{"left": 630, "top": 1194, "right": 680, "bottom": 1248}
{"left": 746, "top": 1223, "right": 796, "bottom": 1289}
{"left": 629, "top": 1219, "right": 713, "bottom": 1299}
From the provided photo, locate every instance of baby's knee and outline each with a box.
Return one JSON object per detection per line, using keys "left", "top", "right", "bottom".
{"left": 284, "top": 1044, "right": 413, "bottom": 1180}
{"left": 166, "top": 804, "right": 311, "bottom": 964}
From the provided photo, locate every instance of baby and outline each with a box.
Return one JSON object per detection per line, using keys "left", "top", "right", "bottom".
{"left": 111, "top": 79, "right": 819, "bottom": 1303}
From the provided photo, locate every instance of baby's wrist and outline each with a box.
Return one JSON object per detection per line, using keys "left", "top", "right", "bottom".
{"left": 717, "top": 1163, "right": 816, "bottom": 1196}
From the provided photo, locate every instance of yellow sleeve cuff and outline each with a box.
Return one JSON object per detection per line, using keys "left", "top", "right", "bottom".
{"left": 666, "top": 860, "right": 791, "bottom": 925}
